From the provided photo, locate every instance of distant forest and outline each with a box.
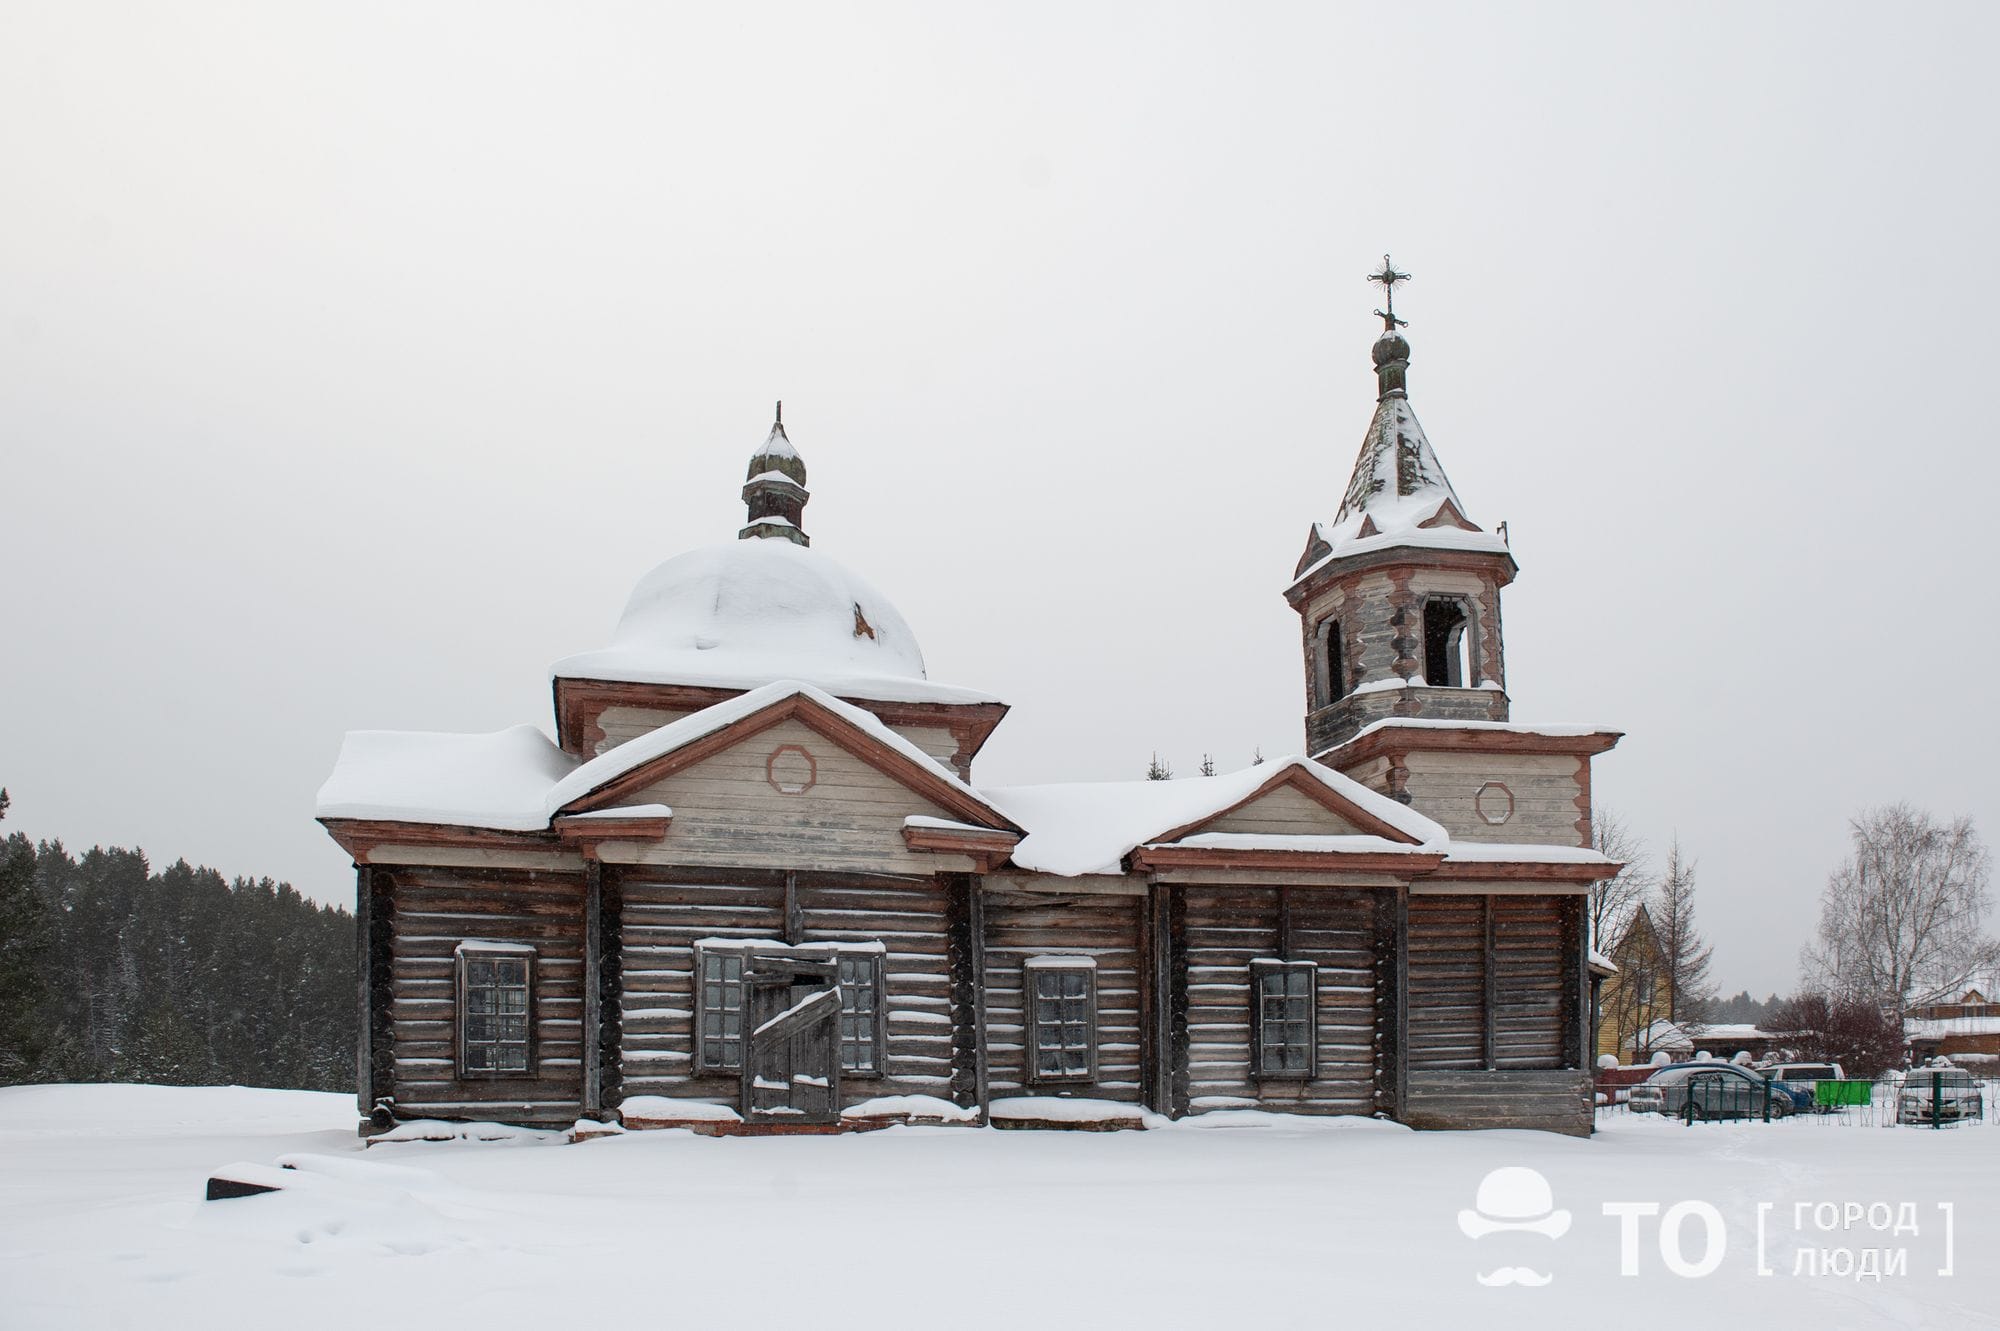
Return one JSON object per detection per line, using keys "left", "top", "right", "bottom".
{"left": 0, "top": 791, "right": 354, "bottom": 1091}
{"left": 1708, "top": 990, "right": 1784, "bottom": 1025}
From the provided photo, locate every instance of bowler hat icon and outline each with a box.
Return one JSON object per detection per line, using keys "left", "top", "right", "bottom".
{"left": 1458, "top": 1167, "right": 1571, "bottom": 1240}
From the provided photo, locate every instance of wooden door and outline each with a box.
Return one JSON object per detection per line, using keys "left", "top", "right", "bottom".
{"left": 740, "top": 954, "right": 842, "bottom": 1125}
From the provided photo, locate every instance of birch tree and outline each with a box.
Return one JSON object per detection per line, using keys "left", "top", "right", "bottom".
{"left": 1804, "top": 805, "right": 1994, "bottom": 1019}
{"left": 1588, "top": 808, "right": 1652, "bottom": 956}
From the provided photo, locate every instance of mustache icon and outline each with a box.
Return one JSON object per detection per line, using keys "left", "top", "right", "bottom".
{"left": 1475, "top": 1267, "right": 1553, "bottom": 1287}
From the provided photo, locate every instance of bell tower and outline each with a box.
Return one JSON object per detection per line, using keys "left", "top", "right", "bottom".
{"left": 1284, "top": 258, "right": 1519, "bottom": 759}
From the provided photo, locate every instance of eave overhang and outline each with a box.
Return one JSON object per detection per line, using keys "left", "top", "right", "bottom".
{"left": 1285, "top": 542, "right": 1519, "bottom": 609}
{"left": 1326, "top": 722, "right": 1625, "bottom": 769}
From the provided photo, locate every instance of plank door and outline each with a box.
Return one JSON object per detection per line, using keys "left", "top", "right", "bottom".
{"left": 740, "top": 954, "right": 842, "bottom": 1125}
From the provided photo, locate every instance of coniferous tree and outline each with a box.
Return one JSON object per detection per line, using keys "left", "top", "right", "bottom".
{"left": 0, "top": 802, "right": 355, "bottom": 1090}
{"left": 1146, "top": 752, "right": 1173, "bottom": 781}
{"left": 0, "top": 792, "right": 65, "bottom": 1082}
{"left": 1654, "top": 838, "right": 1714, "bottom": 1026}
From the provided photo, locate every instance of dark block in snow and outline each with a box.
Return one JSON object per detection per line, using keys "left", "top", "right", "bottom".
{"left": 204, "top": 1162, "right": 291, "bottom": 1200}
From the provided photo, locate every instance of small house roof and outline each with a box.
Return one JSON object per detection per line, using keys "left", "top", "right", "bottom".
{"left": 318, "top": 680, "right": 1016, "bottom": 835}
{"left": 984, "top": 758, "right": 1448, "bottom": 877}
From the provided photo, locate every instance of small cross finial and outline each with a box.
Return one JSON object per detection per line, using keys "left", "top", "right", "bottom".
{"left": 1368, "top": 253, "right": 1411, "bottom": 332}
{"left": 775, "top": 400, "right": 783, "bottom": 426}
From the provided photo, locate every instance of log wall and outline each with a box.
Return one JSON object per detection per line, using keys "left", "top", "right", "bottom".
{"left": 1402, "top": 892, "right": 1588, "bottom": 1132}
{"left": 1181, "top": 885, "right": 1381, "bottom": 1114}
{"left": 1403, "top": 1070, "right": 1593, "bottom": 1135}
{"left": 613, "top": 869, "right": 962, "bottom": 1109}
{"left": 982, "top": 888, "right": 1145, "bottom": 1102}
{"left": 381, "top": 865, "right": 588, "bottom": 1125}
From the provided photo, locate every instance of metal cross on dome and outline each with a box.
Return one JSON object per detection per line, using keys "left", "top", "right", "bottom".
{"left": 1368, "top": 254, "right": 1410, "bottom": 332}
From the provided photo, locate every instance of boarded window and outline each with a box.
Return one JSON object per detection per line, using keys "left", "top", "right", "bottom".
{"left": 1315, "top": 617, "right": 1346, "bottom": 704}
{"left": 1026, "top": 958, "right": 1096, "bottom": 1084}
{"left": 696, "top": 943, "right": 883, "bottom": 1076}
{"left": 1251, "top": 959, "right": 1317, "bottom": 1079}
{"left": 458, "top": 947, "right": 533, "bottom": 1077}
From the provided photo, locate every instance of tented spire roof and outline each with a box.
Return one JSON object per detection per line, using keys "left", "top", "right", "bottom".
{"left": 1332, "top": 377, "right": 1466, "bottom": 529}
{"left": 1291, "top": 317, "right": 1511, "bottom": 585}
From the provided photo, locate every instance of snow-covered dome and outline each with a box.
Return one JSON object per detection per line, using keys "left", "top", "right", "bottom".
{"left": 551, "top": 537, "right": 998, "bottom": 705}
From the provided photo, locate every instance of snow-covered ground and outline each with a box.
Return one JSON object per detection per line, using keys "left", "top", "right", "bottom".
{"left": 1, "top": 1085, "right": 1992, "bottom": 1329}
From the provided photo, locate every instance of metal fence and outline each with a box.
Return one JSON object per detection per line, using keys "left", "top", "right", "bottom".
{"left": 1594, "top": 1069, "right": 2000, "bottom": 1129}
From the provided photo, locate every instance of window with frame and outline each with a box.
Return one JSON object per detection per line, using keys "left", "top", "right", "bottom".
{"left": 1026, "top": 957, "right": 1096, "bottom": 1084}
{"left": 694, "top": 943, "right": 883, "bottom": 1076}
{"left": 458, "top": 945, "right": 534, "bottom": 1077}
{"left": 834, "top": 951, "right": 884, "bottom": 1077}
{"left": 694, "top": 945, "right": 747, "bottom": 1074}
{"left": 1251, "top": 959, "right": 1317, "bottom": 1080}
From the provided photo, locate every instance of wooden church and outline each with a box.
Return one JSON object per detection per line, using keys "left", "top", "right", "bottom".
{"left": 318, "top": 267, "right": 1624, "bottom": 1137}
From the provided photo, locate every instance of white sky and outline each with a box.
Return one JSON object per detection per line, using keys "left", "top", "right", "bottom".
{"left": 4, "top": 3, "right": 1996, "bottom": 998}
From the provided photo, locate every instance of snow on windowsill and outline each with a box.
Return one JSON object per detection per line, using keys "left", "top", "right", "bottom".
{"left": 689, "top": 937, "right": 887, "bottom": 954}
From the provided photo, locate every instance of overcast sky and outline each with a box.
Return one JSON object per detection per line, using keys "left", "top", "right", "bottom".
{"left": 4, "top": 3, "right": 1996, "bottom": 996}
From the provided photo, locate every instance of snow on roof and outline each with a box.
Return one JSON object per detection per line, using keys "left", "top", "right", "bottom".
{"left": 983, "top": 757, "right": 1447, "bottom": 877}
{"left": 318, "top": 681, "right": 1010, "bottom": 834}
{"left": 1290, "top": 393, "right": 1511, "bottom": 587}
{"left": 548, "top": 680, "right": 1006, "bottom": 820}
{"left": 753, "top": 421, "right": 799, "bottom": 462}
{"left": 315, "top": 724, "right": 575, "bottom": 832}
{"left": 1442, "top": 843, "right": 1617, "bottom": 866}
{"left": 1907, "top": 1015, "right": 2000, "bottom": 1039}
{"left": 551, "top": 537, "right": 999, "bottom": 706}
{"left": 1347, "top": 718, "right": 1621, "bottom": 742}
{"left": 561, "top": 804, "right": 672, "bottom": 821}
{"left": 1588, "top": 948, "right": 1618, "bottom": 974}
{"left": 904, "top": 815, "right": 1001, "bottom": 834}
{"left": 1161, "top": 832, "right": 1435, "bottom": 855}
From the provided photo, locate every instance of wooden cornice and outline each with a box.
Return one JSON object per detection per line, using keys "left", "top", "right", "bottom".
{"left": 319, "top": 818, "right": 559, "bottom": 864}
{"left": 557, "top": 692, "right": 1024, "bottom": 834}
{"left": 553, "top": 811, "right": 674, "bottom": 849}
{"left": 1149, "top": 765, "right": 1426, "bottom": 847}
{"left": 901, "top": 824, "right": 1022, "bottom": 872}
{"left": 1327, "top": 723, "right": 1624, "bottom": 769}
{"left": 1128, "top": 845, "right": 1446, "bottom": 875}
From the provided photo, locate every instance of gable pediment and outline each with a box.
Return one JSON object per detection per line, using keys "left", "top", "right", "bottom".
{"left": 555, "top": 687, "right": 1019, "bottom": 835}
{"left": 1152, "top": 766, "right": 1427, "bottom": 847}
